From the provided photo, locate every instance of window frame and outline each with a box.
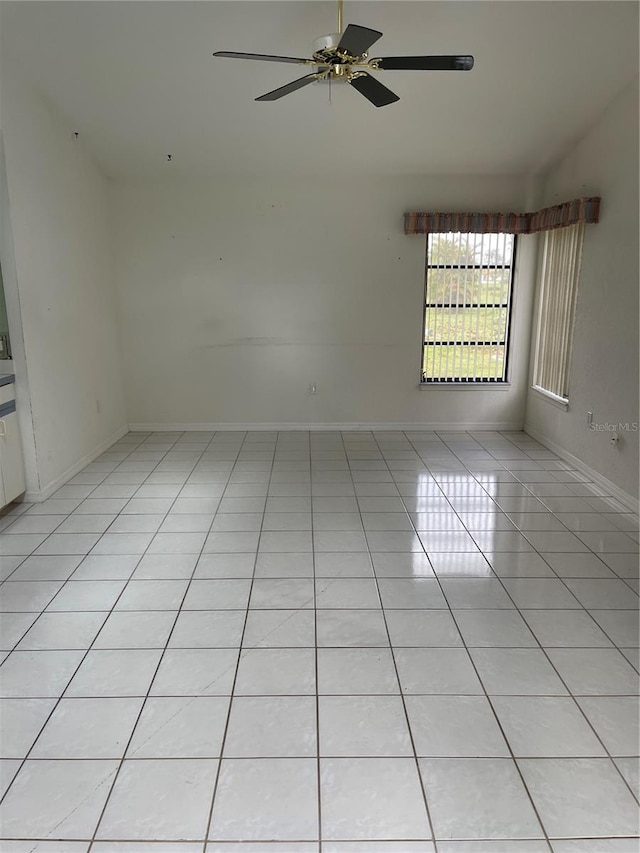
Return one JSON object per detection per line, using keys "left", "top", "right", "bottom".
{"left": 420, "top": 232, "right": 518, "bottom": 386}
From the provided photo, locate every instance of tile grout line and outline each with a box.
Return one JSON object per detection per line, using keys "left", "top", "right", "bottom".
{"left": 199, "top": 429, "right": 276, "bottom": 852}
{"left": 351, "top": 429, "right": 440, "bottom": 853}
{"left": 401, "top": 429, "right": 555, "bottom": 851}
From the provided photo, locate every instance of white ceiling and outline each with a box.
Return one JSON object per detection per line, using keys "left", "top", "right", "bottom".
{"left": 1, "top": 1, "right": 638, "bottom": 178}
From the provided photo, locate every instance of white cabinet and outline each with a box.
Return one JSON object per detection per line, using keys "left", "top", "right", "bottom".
{"left": 0, "top": 377, "right": 25, "bottom": 507}
{"left": 0, "top": 411, "right": 24, "bottom": 504}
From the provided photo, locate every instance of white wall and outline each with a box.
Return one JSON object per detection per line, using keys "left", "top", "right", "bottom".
{"left": 525, "top": 79, "right": 639, "bottom": 502}
{"left": 0, "top": 67, "right": 127, "bottom": 498}
{"left": 112, "top": 175, "right": 536, "bottom": 430}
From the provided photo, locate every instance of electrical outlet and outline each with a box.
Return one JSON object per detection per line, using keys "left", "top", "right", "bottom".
{"left": 309, "top": 383, "right": 317, "bottom": 395}
{"left": 610, "top": 432, "right": 619, "bottom": 447}
{"left": 586, "top": 411, "right": 593, "bottom": 426}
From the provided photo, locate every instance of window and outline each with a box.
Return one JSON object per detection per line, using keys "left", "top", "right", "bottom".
{"left": 421, "top": 232, "right": 516, "bottom": 383}
{"left": 532, "top": 222, "right": 584, "bottom": 402}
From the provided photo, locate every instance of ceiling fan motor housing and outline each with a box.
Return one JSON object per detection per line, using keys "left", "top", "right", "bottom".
{"left": 313, "top": 33, "right": 353, "bottom": 80}
{"left": 313, "top": 33, "right": 342, "bottom": 54}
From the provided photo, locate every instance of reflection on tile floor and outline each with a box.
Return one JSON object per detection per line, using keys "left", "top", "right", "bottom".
{"left": 0, "top": 429, "right": 638, "bottom": 852}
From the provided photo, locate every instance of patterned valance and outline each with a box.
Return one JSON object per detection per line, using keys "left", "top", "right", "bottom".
{"left": 404, "top": 196, "right": 600, "bottom": 235}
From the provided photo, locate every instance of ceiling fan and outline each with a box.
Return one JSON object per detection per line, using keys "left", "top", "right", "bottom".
{"left": 212, "top": 0, "right": 474, "bottom": 107}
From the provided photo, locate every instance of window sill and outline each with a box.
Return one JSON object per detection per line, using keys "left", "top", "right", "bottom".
{"left": 419, "top": 382, "right": 512, "bottom": 390}
{"left": 530, "top": 385, "right": 569, "bottom": 410}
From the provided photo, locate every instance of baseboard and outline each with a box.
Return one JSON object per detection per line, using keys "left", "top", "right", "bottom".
{"left": 524, "top": 424, "right": 639, "bottom": 513}
{"left": 129, "top": 421, "right": 525, "bottom": 432}
{"left": 24, "top": 423, "right": 129, "bottom": 502}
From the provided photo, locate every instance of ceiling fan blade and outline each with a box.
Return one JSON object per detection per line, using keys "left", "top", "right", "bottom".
{"left": 377, "top": 55, "right": 474, "bottom": 71}
{"left": 337, "top": 24, "right": 383, "bottom": 57}
{"left": 255, "top": 73, "right": 320, "bottom": 102}
{"left": 213, "top": 51, "right": 311, "bottom": 65}
{"left": 349, "top": 73, "right": 399, "bottom": 107}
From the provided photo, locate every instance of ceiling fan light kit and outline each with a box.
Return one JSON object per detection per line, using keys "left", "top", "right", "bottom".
{"left": 213, "top": 0, "right": 474, "bottom": 107}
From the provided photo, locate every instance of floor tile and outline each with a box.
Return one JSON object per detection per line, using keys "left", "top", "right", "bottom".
{"left": 319, "top": 695, "right": 412, "bottom": 756}
{"left": 469, "top": 648, "right": 569, "bottom": 695}
{"left": 576, "top": 696, "right": 640, "bottom": 755}
{"left": 127, "top": 696, "right": 229, "bottom": 758}
{"left": 45, "top": 580, "right": 126, "bottom": 611}
{"left": 377, "top": 578, "right": 447, "bottom": 609}
{"left": 316, "top": 609, "right": 389, "bottom": 647}
{"left": 0, "top": 613, "right": 38, "bottom": 649}
{"left": 94, "top": 611, "right": 176, "bottom": 648}
{"left": 234, "top": 648, "right": 315, "bottom": 695}
{"left": 16, "top": 611, "right": 106, "bottom": 650}
{"left": 31, "top": 697, "right": 143, "bottom": 758}
{"left": 242, "top": 608, "right": 315, "bottom": 647}
{"left": 454, "top": 609, "right": 538, "bottom": 647}
{"left": 259, "top": 531, "right": 313, "bottom": 552}
{"left": 371, "top": 552, "right": 433, "bottom": 577}
{"left": 114, "top": 579, "right": 189, "bottom": 610}
{"left": 428, "top": 553, "right": 493, "bottom": 576}
{"left": 0, "top": 698, "right": 57, "bottom": 758}
{"left": 0, "top": 759, "right": 20, "bottom": 798}
{"left": 0, "top": 650, "right": 84, "bottom": 697}
{"left": 492, "top": 696, "right": 607, "bottom": 757}
{"left": 499, "top": 578, "right": 581, "bottom": 609}
{"left": 132, "top": 553, "right": 198, "bottom": 579}
{"left": 314, "top": 552, "right": 374, "bottom": 577}
{"left": 71, "top": 554, "right": 140, "bottom": 580}
{"left": 317, "top": 648, "right": 400, "bottom": 694}
{"left": 254, "top": 552, "right": 314, "bottom": 577}
{"left": 562, "top": 578, "right": 639, "bottom": 609}
{"left": 518, "top": 758, "right": 640, "bottom": 837}
{"left": 97, "top": 758, "right": 218, "bottom": 839}
{"left": 321, "top": 758, "right": 430, "bottom": 840}
{"left": 183, "top": 579, "right": 251, "bottom": 610}
{"left": 545, "top": 648, "right": 639, "bottom": 695}
{"left": 542, "top": 552, "right": 616, "bottom": 577}
{"left": 10, "top": 554, "right": 81, "bottom": 582}
{"left": 168, "top": 610, "right": 245, "bottom": 647}
{"left": 315, "top": 578, "right": 380, "bottom": 609}
{"left": 314, "top": 531, "right": 369, "bottom": 552}
{"left": 440, "top": 579, "right": 514, "bottom": 609}
{"left": 224, "top": 695, "right": 316, "bottom": 757}
{"left": 0, "top": 759, "right": 119, "bottom": 838}
{"left": 551, "top": 841, "right": 640, "bottom": 853}
{"left": 406, "top": 695, "right": 509, "bottom": 757}
{"left": 486, "top": 552, "right": 555, "bottom": 577}
{"left": 613, "top": 756, "right": 640, "bottom": 799}
{"left": 65, "top": 649, "right": 163, "bottom": 697}
{"left": 150, "top": 648, "right": 238, "bottom": 695}
{"left": 0, "top": 581, "right": 65, "bottom": 612}
{"left": 395, "top": 648, "right": 483, "bottom": 695}
{"left": 385, "top": 609, "right": 463, "bottom": 647}
{"left": 209, "top": 758, "right": 318, "bottom": 840}
{"left": 195, "top": 553, "right": 256, "bottom": 578}
{"left": 522, "top": 609, "right": 614, "bottom": 647}
{"left": 249, "top": 578, "right": 314, "bottom": 609}
{"left": 575, "top": 531, "right": 638, "bottom": 553}
{"left": 589, "top": 609, "right": 639, "bottom": 646}
{"left": 418, "top": 758, "right": 543, "bottom": 840}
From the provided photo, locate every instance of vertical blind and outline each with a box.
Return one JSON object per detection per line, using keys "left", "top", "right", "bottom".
{"left": 532, "top": 222, "right": 585, "bottom": 399}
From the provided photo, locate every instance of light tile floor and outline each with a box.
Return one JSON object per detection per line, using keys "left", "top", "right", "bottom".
{"left": 0, "top": 429, "right": 638, "bottom": 852}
